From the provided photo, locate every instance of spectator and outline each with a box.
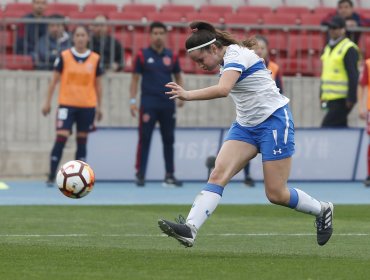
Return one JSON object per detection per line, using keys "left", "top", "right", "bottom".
{"left": 358, "top": 59, "right": 370, "bottom": 187}
{"left": 320, "top": 15, "right": 360, "bottom": 127}
{"left": 90, "top": 15, "right": 124, "bottom": 72}
{"left": 34, "top": 14, "right": 71, "bottom": 70}
{"left": 129, "top": 21, "right": 184, "bottom": 187}
{"left": 242, "top": 35, "right": 284, "bottom": 187}
{"left": 16, "top": 0, "right": 48, "bottom": 55}
{"left": 41, "top": 25, "right": 104, "bottom": 186}
{"left": 321, "top": 0, "right": 363, "bottom": 44}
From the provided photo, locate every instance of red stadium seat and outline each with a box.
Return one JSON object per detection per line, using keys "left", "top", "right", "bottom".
{"left": 277, "top": 58, "right": 315, "bottom": 76}
{"left": 179, "top": 56, "right": 196, "bottom": 74}
{"left": 199, "top": 5, "right": 233, "bottom": 17}
{"left": 168, "top": 33, "right": 188, "bottom": 54}
{"left": 160, "top": 4, "right": 196, "bottom": 16}
{"left": 300, "top": 14, "right": 325, "bottom": 25}
{"left": 108, "top": 12, "right": 144, "bottom": 22}
{"left": 68, "top": 11, "right": 102, "bottom": 20}
{"left": 4, "top": 10, "right": 31, "bottom": 19}
{"left": 275, "top": 6, "right": 312, "bottom": 16}
{"left": 5, "top": 3, "right": 33, "bottom": 14}
{"left": 223, "top": 13, "right": 261, "bottom": 25}
{"left": 122, "top": 4, "right": 157, "bottom": 16}
{"left": 365, "top": 36, "right": 370, "bottom": 59}
{"left": 311, "top": 7, "right": 336, "bottom": 16}
{"left": 114, "top": 32, "right": 134, "bottom": 50}
{"left": 265, "top": 34, "right": 290, "bottom": 58}
{"left": 236, "top": 6, "right": 272, "bottom": 17}
{"left": 46, "top": 3, "right": 79, "bottom": 16}
{"left": 84, "top": 3, "right": 118, "bottom": 14}
{"left": 0, "top": 30, "right": 13, "bottom": 52}
{"left": 1, "top": 54, "right": 34, "bottom": 70}
{"left": 146, "top": 12, "right": 184, "bottom": 23}
{"left": 132, "top": 32, "right": 150, "bottom": 51}
{"left": 185, "top": 12, "right": 221, "bottom": 24}
{"left": 262, "top": 13, "right": 299, "bottom": 25}
{"left": 289, "top": 34, "right": 325, "bottom": 57}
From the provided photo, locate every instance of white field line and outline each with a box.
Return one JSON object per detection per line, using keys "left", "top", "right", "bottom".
{"left": 0, "top": 233, "right": 369, "bottom": 237}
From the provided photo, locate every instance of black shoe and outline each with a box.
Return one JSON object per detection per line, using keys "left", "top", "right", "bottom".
{"left": 364, "top": 176, "right": 370, "bottom": 187}
{"left": 46, "top": 174, "right": 55, "bottom": 188}
{"left": 315, "top": 202, "right": 334, "bottom": 246}
{"left": 163, "top": 175, "right": 182, "bottom": 187}
{"left": 158, "top": 217, "right": 196, "bottom": 247}
{"left": 244, "top": 175, "right": 255, "bottom": 187}
{"left": 135, "top": 173, "right": 145, "bottom": 187}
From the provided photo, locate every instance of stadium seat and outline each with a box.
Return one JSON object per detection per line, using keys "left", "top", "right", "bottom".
{"left": 3, "top": 10, "right": 31, "bottom": 19}
{"left": 262, "top": 13, "right": 299, "bottom": 25}
{"left": 185, "top": 12, "right": 221, "bottom": 24}
{"left": 132, "top": 33, "right": 150, "bottom": 51}
{"left": 68, "top": 11, "right": 102, "bottom": 20}
{"left": 223, "top": 13, "right": 261, "bottom": 25}
{"left": 0, "top": 30, "right": 13, "bottom": 52}
{"left": 5, "top": 3, "right": 33, "bottom": 14}
{"left": 299, "top": 14, "right": 325, "bottom": 25}
{"left": 365, "top": 36, "right": 370, "bottom": 58}
{"left": 122, "top": 4, "right": 157, "bottom": 16}
{"left": 168, "top": 32, "right": 188, "bottom": 54}
{"left": 199, "top": 5, "right": 233, "bottom": 17}
{"left": 179, "top": 56, "right": 196, "bottom": 74}
{"left": 46, "top": 3, "right": 79, "bottom": 16}
{"left": 290, "top": 34, "right": 325, "bottom": 57}
{"left": 108, "top": 12, "right": 144, "bottom": 22}
{"left": 83, "top": 3, "right": 118, "bottom": 14}
{"left": 1, "top": 54, "right": 34, "bottom": 70}
{"left": 146, "top": 12, "right": 184, "bottom": 23}
{"left": 311, "top": 7, "right": 336, "bottom": 16}
{"left": 265, "top": 34, "right": 291, "bottom": 58}
{"left": 114, "top": 32, "right": 134, "bottom": 50}
{"left": 277, "top": 58, "right": 314, "bottom": 76}
{"left": 275, "top": 6, "right": 312, "bottom": 16}
{"left": 235, "top": 6, "right": 272, "bottom": 16}
{"left": 160, "top": 4, "right": 196, "bottom": 16}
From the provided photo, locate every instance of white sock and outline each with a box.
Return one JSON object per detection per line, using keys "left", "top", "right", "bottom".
{"left": 293, "top": 188, "right": 322, "bottom": 216}
{"left": 186, "top": 183, "right": 224, "bottom": 232}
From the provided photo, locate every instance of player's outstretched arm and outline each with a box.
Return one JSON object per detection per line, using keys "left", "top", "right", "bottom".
{"left": 165, "top": 70, "right": 240, "bottom": 101}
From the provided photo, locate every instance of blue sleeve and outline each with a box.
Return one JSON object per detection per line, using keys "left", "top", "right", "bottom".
{"left": 96, "top": 58, "right": 104, "bottom": 76}
{"left": 53, "top": 55, "right": 63, "bottom": 73}
{"left": 172, "top": 54, "right": 181, "bottom": 74}
{"left": 133, "top": 50, "right": 144, "bottom": 74}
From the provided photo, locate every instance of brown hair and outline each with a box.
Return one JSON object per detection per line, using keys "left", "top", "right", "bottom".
{"left": 186, "top": 21, "right": 257, "bottom": 52}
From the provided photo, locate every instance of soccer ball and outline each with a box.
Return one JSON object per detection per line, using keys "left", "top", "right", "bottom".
{"left": 56, "top": 160, "right": 95, "bottom": 199}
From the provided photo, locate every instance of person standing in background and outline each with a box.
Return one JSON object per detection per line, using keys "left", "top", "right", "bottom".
{"left": 16, "top": 0, "right": 48, "bottom": 55}
{"left": 320, "top": 15, "right": 359, "bottom": 128}
{"left": 129, "top": 21, "right": 184, "bottom": 187}
{"left": 42, "top": 25, "right": 103, "bottom": 186}
{"left": 358, "top": 59, "right": 370, "bottom": 187}
{"left": 242, "top": 35, "right": 284, "bottom": 187}
{"left": 90, "top": 14, "right": 124, "bottom": 72}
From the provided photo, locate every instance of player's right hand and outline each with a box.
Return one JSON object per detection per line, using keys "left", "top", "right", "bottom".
{"left": 130, "top": 104, "right": 138, "bottom": 117}
{"left": 42, "top": 104, "right": 51, "bottom": 116}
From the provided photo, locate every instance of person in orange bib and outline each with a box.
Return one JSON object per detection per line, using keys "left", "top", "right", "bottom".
{"left": 42, "top": 25, "right": 103, "bottom": 186}
{"left": 242, "top": 35, "right": 284, "bottom": 187}
{"left": 358, "top": 58, "right": 370, "bottom": 187}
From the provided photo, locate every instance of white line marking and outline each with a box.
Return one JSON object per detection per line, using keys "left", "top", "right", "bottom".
{"left": 0, "top": 233, "right": 369, "bottom": 237}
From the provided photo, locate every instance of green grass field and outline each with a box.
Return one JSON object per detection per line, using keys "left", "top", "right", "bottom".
{"left": 0, "top": 205, "right": 369, "bottom": 280}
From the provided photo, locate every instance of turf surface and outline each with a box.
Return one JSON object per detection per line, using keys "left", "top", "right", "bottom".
{"left": 0, "top": 205, "right": 369, "bottom": 280}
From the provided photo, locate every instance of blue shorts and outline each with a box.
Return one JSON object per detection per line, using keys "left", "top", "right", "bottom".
{"left": 224, "top": 105, "right": 295, "bottom": 161}
{"left": 56, "top": 106, "right": 95, "bottom": 133}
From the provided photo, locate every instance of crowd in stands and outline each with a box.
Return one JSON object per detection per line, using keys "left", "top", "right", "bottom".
{"left": 0, "top": 0, "right": 370, "bottom": 76}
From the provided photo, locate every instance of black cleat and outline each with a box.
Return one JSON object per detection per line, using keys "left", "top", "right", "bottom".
{"left": 315, "top": 202, "right": 334, "bottom": 246}
{"left": 163, "top": 175, "right": 182, "bottom": 187}
{"left": 158, "top": 218, "right": 196, "bottom": 247}
{"left": 244, "top": 175, "right": 255, "bottom": 187}
{"left": 135, "top": 173, "right": 145, "bottom": 187}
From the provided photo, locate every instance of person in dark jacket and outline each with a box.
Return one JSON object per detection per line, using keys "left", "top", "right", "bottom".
{"left": 16, "top": 0, "right": 48, "bottom": 55}
{"left": 90, "top": 14, "right": 124, "bottom": 72}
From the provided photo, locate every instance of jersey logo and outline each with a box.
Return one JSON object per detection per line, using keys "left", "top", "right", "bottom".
{"left": 147, "top": 57, "right": 154, "bottom": 64}
{"left": 163, "top": 56, "right": 171, "bottom": 66}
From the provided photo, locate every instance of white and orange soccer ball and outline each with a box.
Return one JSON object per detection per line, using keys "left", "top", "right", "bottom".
{"left": 56, "top": 160, "right": 95, "bottom": 199}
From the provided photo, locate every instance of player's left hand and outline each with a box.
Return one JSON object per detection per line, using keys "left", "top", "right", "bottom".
{"left": 96, "top": 108, "right": 103, "bottom": 121}
{"left": 166, "top": 82, "right": 190, "bottom": 101}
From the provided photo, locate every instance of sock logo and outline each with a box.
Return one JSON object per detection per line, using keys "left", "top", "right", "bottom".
{"left": 205, "top": 210, "right": 210, "bottom": 217}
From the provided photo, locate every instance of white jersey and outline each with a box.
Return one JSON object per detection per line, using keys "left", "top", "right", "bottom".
{"left": 221, "top": 44, "right": 289, "bottom": 127}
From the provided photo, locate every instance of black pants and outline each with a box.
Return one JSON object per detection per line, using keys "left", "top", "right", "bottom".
{"left": 321, "top": 99, "right": 352, "bottom": 128}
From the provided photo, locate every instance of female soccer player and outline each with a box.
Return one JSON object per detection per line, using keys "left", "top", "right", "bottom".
{"left": 158, "top": 21, "right": 333, "bottom": 247}
{"left": 42, "top": 25, "right": 103, "bottom": 186}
